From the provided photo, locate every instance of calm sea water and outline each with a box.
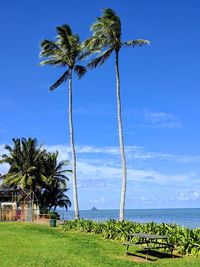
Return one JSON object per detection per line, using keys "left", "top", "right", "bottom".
{"left": 58, "top": 208, "right": 200, "bottom": 229}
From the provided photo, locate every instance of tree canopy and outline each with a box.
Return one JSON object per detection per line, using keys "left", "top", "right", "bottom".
{"left": 0, "top": 138, "right": 71, "bottom": 213}
{"left": 40, "top": 24, "right": 87, "bottom": 90}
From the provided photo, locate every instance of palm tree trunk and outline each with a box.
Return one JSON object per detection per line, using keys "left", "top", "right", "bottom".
{"left": 115, "top": 50, "right": 127, "bottom": 221}
{"left": 69, "top": 68, "right": 80, "bottom": 220}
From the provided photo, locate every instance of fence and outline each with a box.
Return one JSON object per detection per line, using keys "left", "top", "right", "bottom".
{"left": 0, "top": 208, "right": 67, "bottom": 224}
{"left": 0, "top": 208, "right": 39, "bottom": 223}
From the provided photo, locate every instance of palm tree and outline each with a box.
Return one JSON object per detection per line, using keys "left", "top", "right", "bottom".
{"left": 41, "top": 151, "right": 70, "bottom": 188}
{"left": 0, "top": 138, "right": 72, "bottom": 213}
{"left": 39, "top": 152, "right": 71, "bottom": 213}
{"left": 43, "top": 187, "right": 71, "bottom": 213}
{"left": 0, "top": 138, "right": 44, "bottom": 192}
{"left": 85, "top": 9, "right": 149, "bottom": 221}
{"left": 51, "top": 188, "right": 71, "bottom": 212}
{"left": 40, "top": 25, "right": 87, "bottom": 219}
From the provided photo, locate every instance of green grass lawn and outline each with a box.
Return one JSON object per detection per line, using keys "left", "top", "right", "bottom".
{"left": 0, "top": 223, "right": 200, "bottom": 267}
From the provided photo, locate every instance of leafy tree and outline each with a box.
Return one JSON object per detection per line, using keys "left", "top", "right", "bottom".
{"left": 39, "top": 151, "right": 71, "bottom": 212}
{"left": 40, "top": 25, "right": 87, "bottom": 219}
{"left": 0, "top": 138, "right": 44, "bottom": 192}
{"left": 85, "top": 8, "right": 149, "bottom": 221}
{"left": 41, "top": 187, "right": 71, "bottom": 213}
{"left": 41, "top": 151, "right": 70, "bottom": 188}
{"left": 0, "top": 138, "right": 71, "bottom": 213}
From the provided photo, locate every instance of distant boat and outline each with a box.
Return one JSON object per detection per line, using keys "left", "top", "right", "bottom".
{"left": 91, "top": 206, "right": 98, "bottom": 211}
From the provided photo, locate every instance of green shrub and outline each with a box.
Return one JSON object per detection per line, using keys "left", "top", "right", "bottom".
{"left": 63, "top": 219, "right": 200, "bottom": 256}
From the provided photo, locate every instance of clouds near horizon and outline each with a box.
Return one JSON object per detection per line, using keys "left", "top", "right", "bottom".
{"left": 1, "top": 143, "right": 200, "bottom": 209}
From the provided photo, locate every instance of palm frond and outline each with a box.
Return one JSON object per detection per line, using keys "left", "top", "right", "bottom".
{"left": 78, "top": 49, "right": 95, "bottom": 61}
{"left": 56, "top": 24, "right": 72, "bottom": 36}
{"left": 87, "top": 48, "right": 113, "bottom": 69}
{"left": 41, "top": 174, "right": 47, "bottom": 183}
{"left": 26, "top": 166, "right": 37, "bottom": 173}
{"left": 50, "top": 69, "right": 69, "bottom": 91}
{"left": 4, "top": 144, "right": 13, "bottom": 152}
{"left": 102, "top": 8, "right": 118, "bottom": 19}
{"left": 89, "top": 8, "right": 121, "bottom": 51}
{"left": 40, "top": 59, "right": 66, "bottom": 67}
{"left": 40, "top": 39, "right": 61, "bottom": 51}
{"left": 40, "top": 50, "right": 62, "bottom": 59}
{"left": 56, "top": 24, "right": 72, "bottom": 49}
{"left": 84, "top": 36, "right": 105, "bottom": 51}
{"left": 123, "top": 39, "right": 150, "bottom": 47}
{"left": 74, "top": 65, "right": 87, "bottom": 79}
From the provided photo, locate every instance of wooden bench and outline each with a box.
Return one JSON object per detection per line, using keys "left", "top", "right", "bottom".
{"left": 123, "top": 233, "right": 174, "bottom": 260}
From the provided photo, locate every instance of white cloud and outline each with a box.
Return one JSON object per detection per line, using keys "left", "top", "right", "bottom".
{"left": 46, "top": 144, "right": 200, "bottom": 164}
{"left": 144, "top": 111, "right": 175, "bottom": 122}
{"left": 142, "top": 111, "right": 182, "bottom": 129}
{"left": 1, "top": 142, "right": 200, "bottom": 208}
{"left": 72, "top": 158, "right": 194, "bottom": 187}
{"left": 0, "top": 145, "right": 9, "bottom": 175}
{"left": 127, "top": 109, "right": 182, "bottom": 129}
{"left": 45, "top": 145, "right": 71, "bottom": 162}
{"left": 0, "top": 163, "right": 9, "bottom": 175}
{"left": 71, "top": 104, "right": 182, "bottom": 129}
{"left": 177, "top": 191, "right": 200, "bottom": 201}
{"left": 1, "top": 143, "right": 199, "bottom": 188}
{"left": 74, "top": 146, "right": 120, "bottom": 155}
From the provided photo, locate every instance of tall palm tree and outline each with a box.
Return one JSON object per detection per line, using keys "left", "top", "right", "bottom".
{"left": 85, "top": 9, "right": 149, "bottom": 221}
{"left": 40, "top": 25, "right": 87, "bottom": 219}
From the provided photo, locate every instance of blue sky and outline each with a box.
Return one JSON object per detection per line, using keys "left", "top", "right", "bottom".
{"left": 1, "top": 0, "right": 200, "bottom": 210}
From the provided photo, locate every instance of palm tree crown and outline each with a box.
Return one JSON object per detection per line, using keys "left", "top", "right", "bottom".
{"left": 41, "top": 151, "right": 70, "bottom": 188}
{"left": 40, "top": 24, "right": 86, "bottom": 89}
{"left": 0, "top": 138, "right": 43, "bottom": 190}
{"left": 85, "top": 8, "right": 149, "bottom": 68}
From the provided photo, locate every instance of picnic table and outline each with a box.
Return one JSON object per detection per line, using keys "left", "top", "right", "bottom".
{"left": 123, "top": 233, "right": 174, "bottom": 259}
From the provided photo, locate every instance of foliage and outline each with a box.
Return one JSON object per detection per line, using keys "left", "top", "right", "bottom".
{"left": 0, "top": 138, "right": 71, "bottom": 212}
{"left": 2, "top": 223, "right": 200, "bottom": 267}
{"left": 63, "top": 219, "right": 200, "bottom": 256}
{"left": 84, "top": 8, "right": 149, "bottom": 69}
{"left": 40, "top": 24, "right": 87, "bottom": 90}
{"left": 0, "top": 138, "right": 44, "bottom": 191}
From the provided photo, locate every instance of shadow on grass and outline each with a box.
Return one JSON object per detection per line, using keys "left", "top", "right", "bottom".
{"left": 126, "top": 250, "right": 182, "bottom": 262}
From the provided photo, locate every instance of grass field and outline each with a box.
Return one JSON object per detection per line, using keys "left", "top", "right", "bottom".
{"left": 0, "top": 223, "right": 200, "bottom": 267}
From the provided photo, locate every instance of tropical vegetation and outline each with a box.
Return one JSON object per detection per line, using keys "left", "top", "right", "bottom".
{"left": 0, "top": 6, "right": 198, "bottom": 266}
{"left": 1, "top": 223, "right": 200, "bottom": 267}
{"left": 84, "top": 8, "right": 149, "bottom": 221}
{"left": 40, "top": 25, "right": 88, "bottom": 220}
{"left": 63, "top": 219, "right": 200, "bottom": 256}
{"left": 39, "top": 8, "right": 150, "bottom": 221}
{"left": 0, "top": 137, "right": 71, "bottom": 213}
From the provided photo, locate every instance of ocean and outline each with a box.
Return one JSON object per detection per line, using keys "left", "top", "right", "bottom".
{"left": 59, "top": 208, "right": 200, "bottom": 229}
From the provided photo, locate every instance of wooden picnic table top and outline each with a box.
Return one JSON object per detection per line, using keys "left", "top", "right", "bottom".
{"left": 129, "top": 233, "right": 169, "bottom": 240}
